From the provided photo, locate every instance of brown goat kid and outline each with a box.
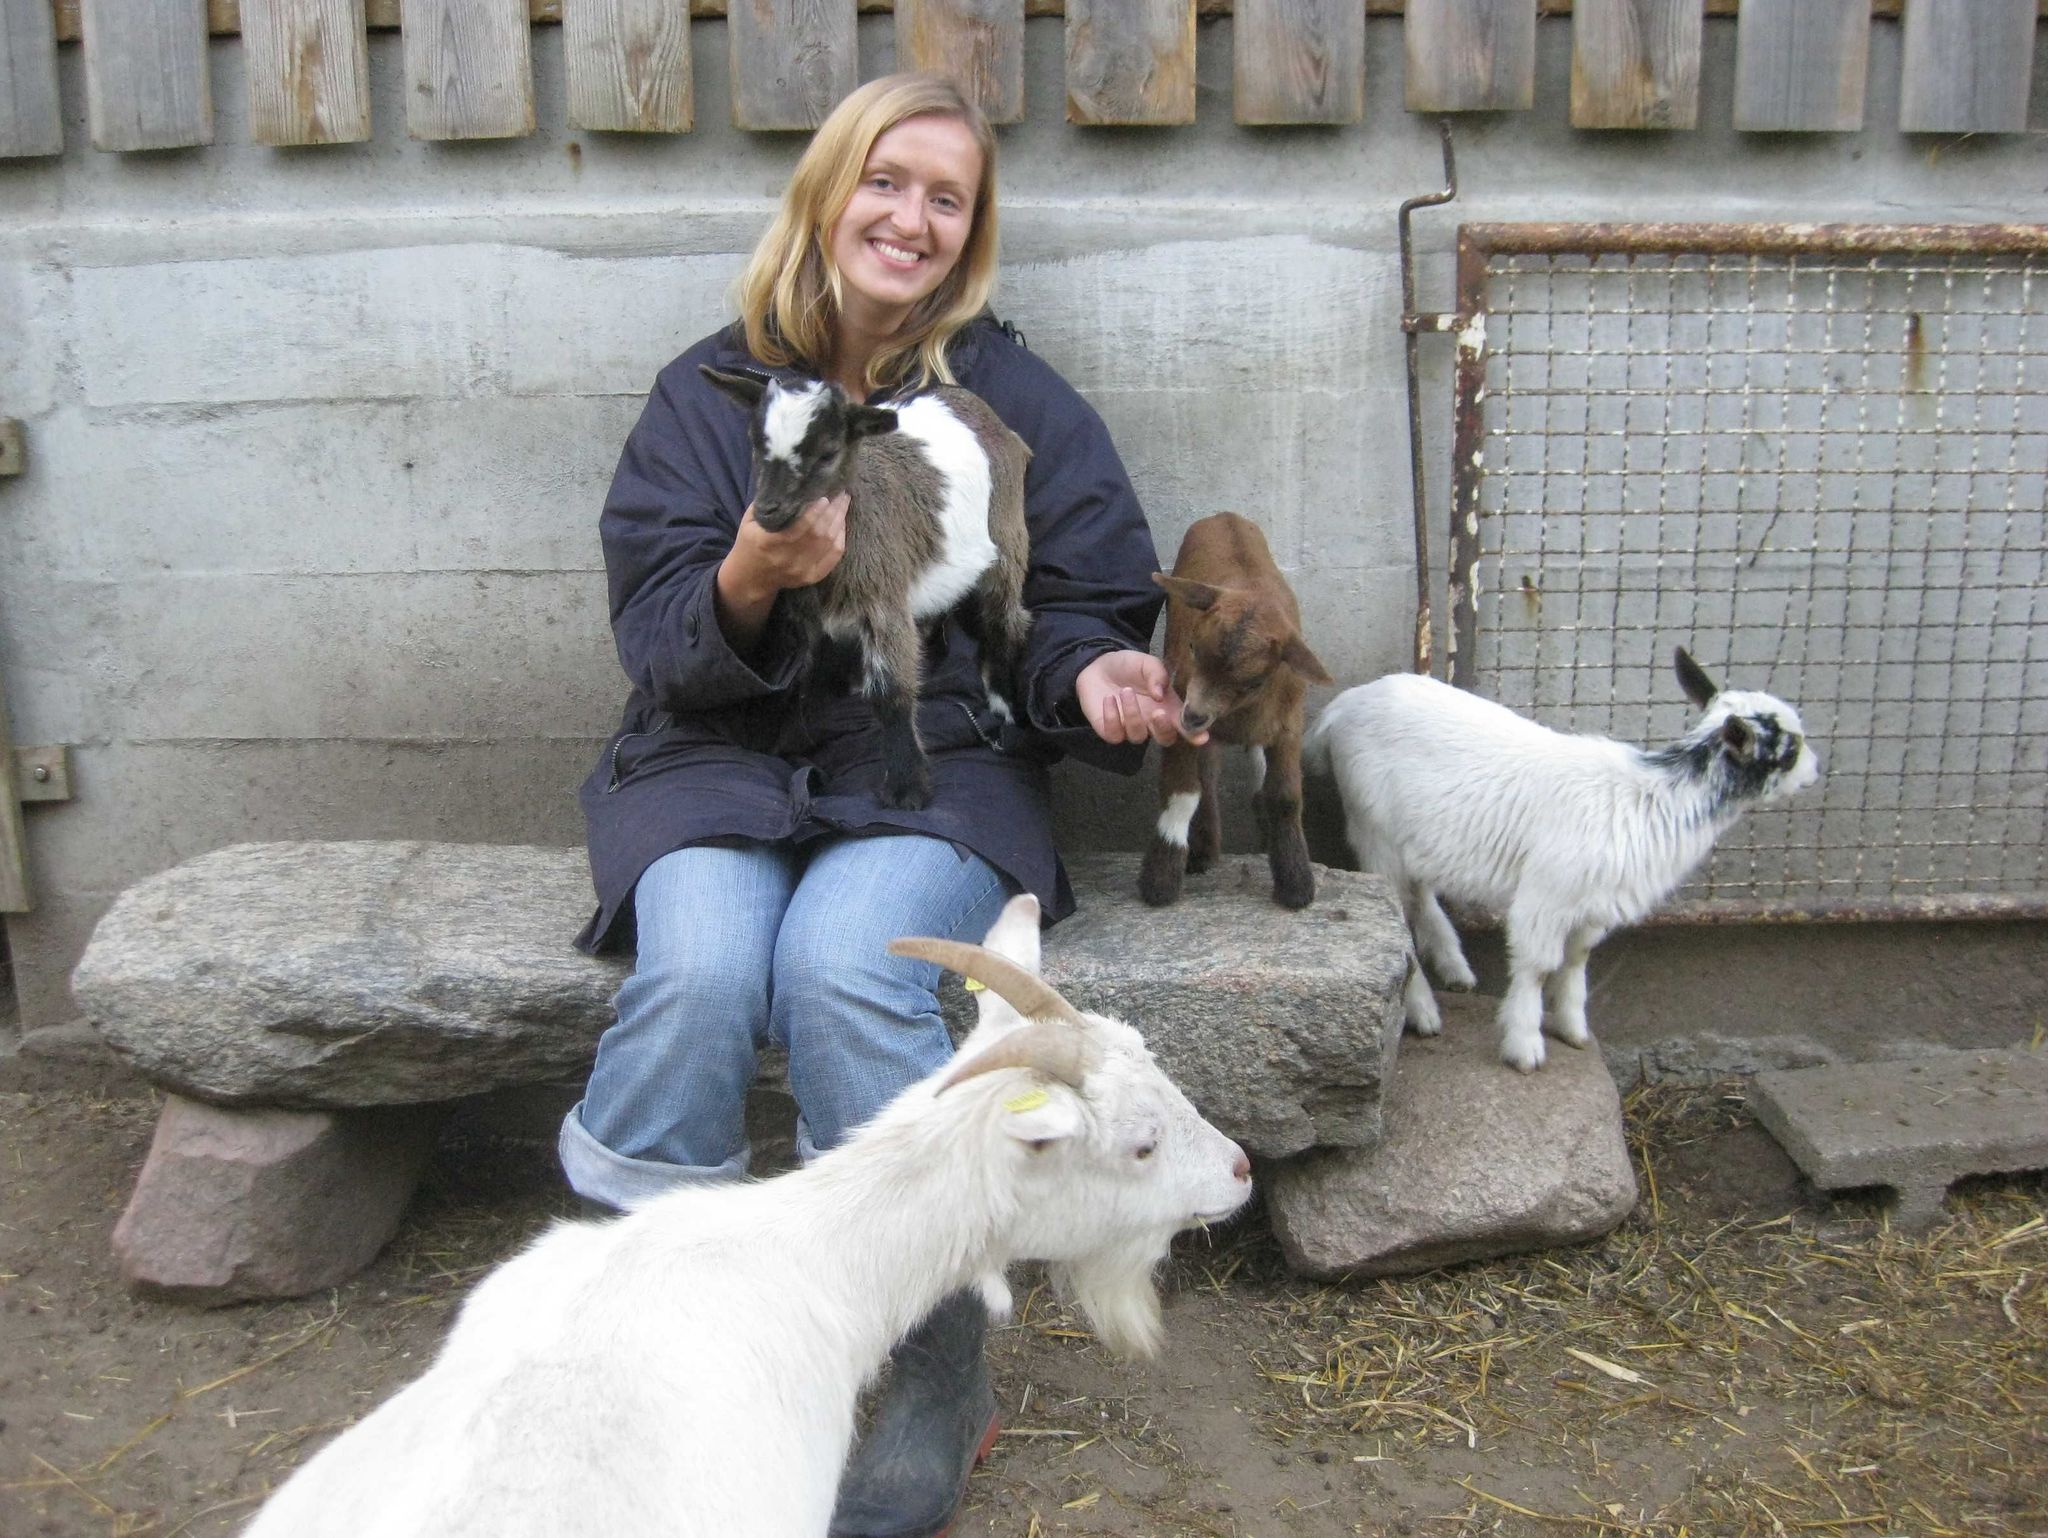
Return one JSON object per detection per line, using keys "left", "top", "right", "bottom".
{"left": 1140, "top": 513, "right": 1332, "bottom": 911}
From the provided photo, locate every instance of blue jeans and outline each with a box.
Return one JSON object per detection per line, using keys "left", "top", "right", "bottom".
{"left": 559, "top": 834, "right": 1012, "bottom": 1209}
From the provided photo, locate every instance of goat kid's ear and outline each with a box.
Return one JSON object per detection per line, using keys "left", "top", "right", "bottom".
{"left": 1153, "top": 574, "right": 1222, "bottom": 612}
{"left": 1675, "top": 646, "right": 1721, "bottom": 709}
{"left": 846, "top": 404, "right": 899, "bottom": 441}
{"left": 1720, "top": 714, "right": 1758, "bottom": 763}
{"left": 999, "top": 1082, "right": 1084, "bottom": 1149}
{"left": 700, "top": 364, "right": 771, "bottom": 409}
{"left": 1283, "top": 632, "right": 1334, "bottom": 685}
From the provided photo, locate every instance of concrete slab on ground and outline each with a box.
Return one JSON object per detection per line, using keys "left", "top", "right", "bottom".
{"left": 1750, "top": 1048, "right": 2048, "bottom": 1230}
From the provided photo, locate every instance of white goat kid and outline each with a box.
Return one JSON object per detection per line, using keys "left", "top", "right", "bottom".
{"left": 241, "top": 895, "right": 1251, "bottom": 1538}
{"left": 1303, "top": 648, "right": 1819, "bottom": 1073}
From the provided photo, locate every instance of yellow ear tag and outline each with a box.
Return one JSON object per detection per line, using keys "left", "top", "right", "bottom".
{"left": 962, "top": 976, "right": 987, "bottom": 992}
{"left": 1003, "top": 1087, "right": 1050, "bottom": 1114}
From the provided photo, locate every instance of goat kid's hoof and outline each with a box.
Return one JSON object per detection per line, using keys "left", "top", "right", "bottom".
{"left": 1271, "top": 876, "right": 1314, "bottom": 911}
{"left": 1138, "top": 845, "right": 1185, "bottom": 907}
{"left": 1438, "top": 961, "right": 1479, "bottom": 991}
{"left": 1545, "top": 1020, "right": 1593, "bottom": 1049}
{"left": 1500, "top": 1040, "right": 1546, "bottom": 1074}
{"left": 879, "top": 778, "right": 935, "bottom": 812}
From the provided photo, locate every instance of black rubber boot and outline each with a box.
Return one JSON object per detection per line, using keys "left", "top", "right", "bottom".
{"left": 829, "top": 1289, "right": 1001, "bottom": 1538}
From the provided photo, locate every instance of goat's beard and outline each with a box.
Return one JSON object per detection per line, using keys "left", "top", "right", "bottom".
{"left": 1053, "top": 1243, "right": 1166, "bottom": 1359}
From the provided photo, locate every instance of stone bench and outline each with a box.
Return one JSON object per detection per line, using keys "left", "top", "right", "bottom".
{"left": 72, "top": 841, "right": 1411, "bottom": 1303}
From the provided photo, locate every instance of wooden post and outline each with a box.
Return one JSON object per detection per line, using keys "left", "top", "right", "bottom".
{"left": 1234, "top": 0, "right": 1365, "bottom": 125}
{"left": 896, "top": 0, "right": 1025, "bottom": 124}
{"left": 1734, "top": 0, "right": 1869, "bottom": 132}
{"left": 242, "top": 0, "right": 374, "bottom": 144}
{"left": 1571, "top": 0, "right": 1703, "bottom": 129}
{"left": 1, "top": 0, "right": 63, "bottom": 157}
{"left": 80, "top": 0, "right": 214, "bottom": 150}
{"left": 565, "top": 0, "right": 693, "bottom": 131}
{"left": 1065, "top": 0, "right": 1196, "bottom": 124}
{"left": 1899, "top": 0, "right": 2035, "bottom": 134}
{"left": 1404, "top": 0, "right": 1537, "bottom": 112}
{"left": 403, "top": 0, "right": 537, "bottom": 139}
{"left": 728, "top": 0, "right": 856, "bottom": 130}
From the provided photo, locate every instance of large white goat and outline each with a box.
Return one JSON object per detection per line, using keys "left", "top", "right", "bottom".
{"left": 1303, "top": 649, "right": 1819, "bottom": 1072}
{"left": 242, "top": 896, "right": 1251, "bottom": 1538}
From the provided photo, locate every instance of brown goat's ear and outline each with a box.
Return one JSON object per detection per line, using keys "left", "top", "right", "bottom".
{"left": 1153, "top": 575, "right": 1222, "bottom": 611}
{"left": 846, "top": 404, "right": 898, "bottom": 441}
{"left": 1282, "top": 632, "right": 1333, "bottom": 685}
{"left": 1675, "top": 646, "right": 1720, "bottom": 709}
{"left": 700, "top": 365, "right": 769, "bottom": 408}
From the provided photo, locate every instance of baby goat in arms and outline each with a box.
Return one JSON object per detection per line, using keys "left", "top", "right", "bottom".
{"left": 1141, "top": 512, "right": 1332, "bottom": 910}
{"left": 1303, "top": 649, "right": 1819, "bottom": 1072}
{"left": 241, "top": 895, "right": 1251, "bottom": 1538}
{"left": 704, "top": 366, "right": 1031, "bottom": 811}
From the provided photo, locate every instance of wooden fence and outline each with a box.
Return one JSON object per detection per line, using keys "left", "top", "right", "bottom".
{"left": 0, "top": 0, "right": 2040, "bottom": 158}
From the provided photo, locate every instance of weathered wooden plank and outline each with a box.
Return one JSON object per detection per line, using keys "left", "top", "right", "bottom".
{"left": 403, "top": 0, "right": 534, "bottom": 138}
{"left": 1405, "top": 0, "right": 1537, "bottom": 112}
{"left": 1234, "top": 0, "right": 1363, "bottom": 124}
{"left": 2, "top": 0, "right": 63, "bottom": 156}
{"left": 565, "top": 0, "right": 691, "bottom": 130}
{"left": 1570, "top": 0, "right": 1702, "bottom": 128}
{"left": 1899, "top": 0, "right": 2035, "bottom": 134}
{"left": 240, "top": 0, "right": 371, "bottom": 144}
{"left": 79, "top": 0, "right": 213, "bottom": 149}
{"left": 1065, "top": 0, "right": 1194, "bottom": 123}
{"left": 0, "top": 675, "right": 30, "bottom": 914}
{"left": 1734, "top": 0, "right": 1868, "bottom": 131}
{"left": 896, "top": 0, "right": 1023, "bottom": 123}
{"left": 40, "top": 0, "right": 2048, "bottom": 44}
{"left": 728, "top": 0, "right": 854, "bottom": 130}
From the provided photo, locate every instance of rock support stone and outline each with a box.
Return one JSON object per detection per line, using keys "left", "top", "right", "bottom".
{"left": 1265, "top": 997, "right": 1638, "bottom": 1280}
{"left": 111, "top": 1095, "right": 444, "bottom": 1305}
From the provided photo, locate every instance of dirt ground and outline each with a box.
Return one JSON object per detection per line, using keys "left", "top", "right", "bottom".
{"left": 2, "top": 1073, "right": 2043, "bottom": 1538}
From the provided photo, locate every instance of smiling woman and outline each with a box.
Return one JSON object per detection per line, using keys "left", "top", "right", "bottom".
{"left": 560, "top": 71, "right": 1191, "bottom": 1538}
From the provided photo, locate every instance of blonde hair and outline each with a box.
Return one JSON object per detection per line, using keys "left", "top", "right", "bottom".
{"left": 736, "top": 74, "right": 999, "bottom": 394}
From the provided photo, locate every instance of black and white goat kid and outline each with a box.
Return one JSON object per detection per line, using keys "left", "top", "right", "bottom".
{"left": 1304, "top": 648, "right": 1820, "bottom": 1072}
{"left": 704, "top": 366, "right": 1032, "bottom": 810}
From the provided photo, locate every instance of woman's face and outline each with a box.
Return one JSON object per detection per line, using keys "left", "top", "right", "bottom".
{"left": 828, "top": 113, "right": 982, "bottom": 333}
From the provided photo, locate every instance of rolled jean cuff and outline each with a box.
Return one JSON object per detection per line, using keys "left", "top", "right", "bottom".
{"left": 558, "top": 1100, "right": 747, "bottom": 1210}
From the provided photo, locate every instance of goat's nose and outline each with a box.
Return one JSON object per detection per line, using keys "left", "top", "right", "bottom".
{"left": 1232, "top": 1150, "right": 1251, "bottom": 1183}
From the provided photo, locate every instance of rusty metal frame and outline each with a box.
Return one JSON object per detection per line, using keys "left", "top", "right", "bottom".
{"left": 1445, "top": 220, "right": 2048, "bottom": 924}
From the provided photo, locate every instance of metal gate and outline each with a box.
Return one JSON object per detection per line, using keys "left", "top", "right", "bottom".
{"left": 1445, "top": 223, "right": 2048, "bottom": 920}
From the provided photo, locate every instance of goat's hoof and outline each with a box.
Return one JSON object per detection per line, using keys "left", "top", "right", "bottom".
{"left": 1272, "top": 875, "right": 1314, "bottom": 910}
{"left": 1185, "top": 848, "right": 1217, "bottom": 875}
{"left": 1500, "top": 1042, "right": 1545, "bottom": 1074}
{"left": 879, "top": 778, "right": 934, "bottom": 811}
{"left": 1403, "top": 1000, "right": 1443, "bottom": 1036}
{"left": 1546, "top": 1021, "right": 1593, "bottom": 1049}
{"left": 1139, "top": 845, "right": 1185, "bottom": 906}
{"left": 1439, "top": 963, "right": 1479, "bottom": 991}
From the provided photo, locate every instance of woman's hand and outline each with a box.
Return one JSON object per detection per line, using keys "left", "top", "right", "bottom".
{"left": 1075, "top": 650, "right": 1208, "bottom": 748}
{"left": 714, "top": 493, "right": 850, "bottom": 649}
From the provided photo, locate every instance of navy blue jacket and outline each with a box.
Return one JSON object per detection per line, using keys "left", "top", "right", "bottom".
{"left": 576, "top": 318, "right": 1163, "bottom": 952}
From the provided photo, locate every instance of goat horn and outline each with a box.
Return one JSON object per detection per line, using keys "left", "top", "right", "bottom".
{"left": 887, "top": 937, "right": 1089, "bottom": 1030}
{"left": 937, "top": 1019, "right": 1098, "bottom": 1095}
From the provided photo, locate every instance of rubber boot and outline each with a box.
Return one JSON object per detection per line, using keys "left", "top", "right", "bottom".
{"left": 829, "top": 1289, "right": 1001, "bottom": 1538}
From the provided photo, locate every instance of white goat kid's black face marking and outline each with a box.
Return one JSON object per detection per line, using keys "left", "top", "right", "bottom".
{"left": 698, "top": 365, "right": 897, "bottom": 533}
{"left": 1709, "top": 692, "right": 1820, "bottom": 802}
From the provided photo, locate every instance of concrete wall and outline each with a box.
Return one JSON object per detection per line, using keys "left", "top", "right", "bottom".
{"left": 1, "top": 16, "right": 2043, "bottom": 1061}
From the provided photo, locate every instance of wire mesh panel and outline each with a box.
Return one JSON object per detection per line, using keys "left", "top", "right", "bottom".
{"left": 1447, "top": 224, "right": 2048, "bottom": 918}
